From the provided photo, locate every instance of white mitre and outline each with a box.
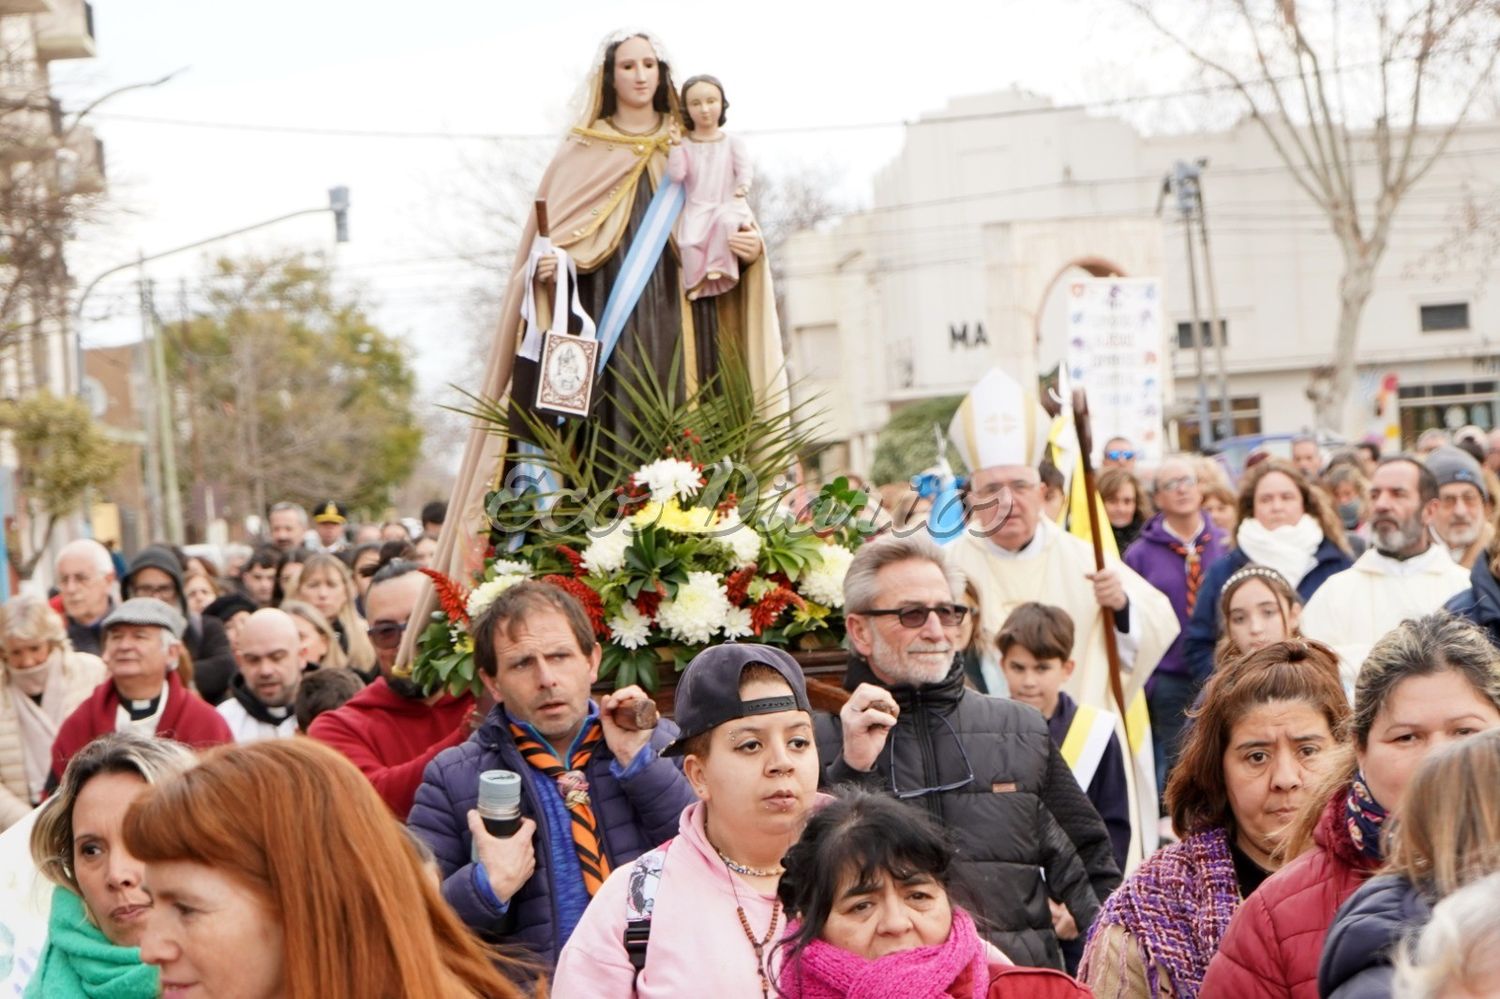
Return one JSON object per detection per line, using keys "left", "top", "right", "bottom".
{"left": 947, "top": 367, "right": 1051, "bottom": 473}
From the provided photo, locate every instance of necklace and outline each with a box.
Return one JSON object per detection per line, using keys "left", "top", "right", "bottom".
{"left": 733, "top": 894, "right": 781, "bottom": 999}
{"left": 716, "top": 849, "right": 784, "bottom": 878}
{"left": 606, "top": 114, "right": 660, "bottom": 136}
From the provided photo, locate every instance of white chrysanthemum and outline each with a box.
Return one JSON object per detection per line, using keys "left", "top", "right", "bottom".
{"left": 608, "top": 602, "right": 652, "bottom": 650}
{"left": 582, "top": 524, "right": 633, "bottom": 574}
{"left": 716, "top": 511, "right": 762, "bottom": 569}
{"left": 656, "top": 571, "right": 731, "bottom": 646}
{"left": 466, "top": 574, "right": 528, "bottom": 619}
{"left": 633, "top": 458, "right": 703, "bottom": 504}
{"left": 799, "top": 543, "right": 855, "bottom": 608}
{"left": 722, "top": 606, "right": 754, "bottom": 640}
{"left": 489, "top": 558, "right": 531, "bottom": 576}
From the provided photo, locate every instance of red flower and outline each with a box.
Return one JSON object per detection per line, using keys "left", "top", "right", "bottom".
{"left": 419, "top": 568, "right": 472, "bottom": 625}
{"left": 725, "top": 566, "right": 756, "bottom": 607}
{"left": 558, "top": 545, "right": 586, "bottom": 574}
{"left": 541, "top": 574, "right": 610, "bottom": 639}
{"left": 749, "top": 585, "right": 805, "bottom": 635}
{"left": 714, "top": 491, "right": 740, "bottom": 519}
{"left": 634, "top": 585, "right": 663, "bottom": 621}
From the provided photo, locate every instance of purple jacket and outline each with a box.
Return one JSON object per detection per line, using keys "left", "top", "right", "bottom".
{"left": 407, "top": 705, "right": 695, "bottom": 968}
{"left": 1123, "top": 514, "right": 1228, "bottom": 681}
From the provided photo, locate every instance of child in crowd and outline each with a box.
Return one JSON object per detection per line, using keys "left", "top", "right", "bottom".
{"left": 294, "top": 667, "right": 366, "bottom": 733}
{"left": 998, "top": 602, "right": 1130, "bottom": 971}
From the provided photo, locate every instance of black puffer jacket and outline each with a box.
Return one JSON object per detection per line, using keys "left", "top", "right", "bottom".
{"left": 1319, "top": 874, "right": 1431, "bottom": 999}
{"left": 814, "top": 655, "right": 1122, "bottom": 969}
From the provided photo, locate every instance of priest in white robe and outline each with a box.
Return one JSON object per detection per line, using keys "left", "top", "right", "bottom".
{"left": 945, "top": 368, "right": 1180, "bottom": 866}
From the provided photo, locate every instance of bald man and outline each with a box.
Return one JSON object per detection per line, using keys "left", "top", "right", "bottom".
{"left": 216, "top": 608, "right": 306, "bottom": 741}
{"left": 55, "top": 539, "right": 117, "bottom": 655}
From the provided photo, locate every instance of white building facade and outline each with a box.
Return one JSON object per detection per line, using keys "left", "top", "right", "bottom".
{"left": 779, "top": 90, "right": 1500, "bottom": 478}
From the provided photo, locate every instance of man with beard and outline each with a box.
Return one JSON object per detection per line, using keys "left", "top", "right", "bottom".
{"left": 307, "top": 560, "right": 474, "bottom": 817}
{"left": 814, "top": 534, "right": 1119, "bottom": 969}
{"left": 217, "top": 609, "right": 306, "bottom": 741}
{"left": 1426, "top": 446, "right": 1493, "bottom": 569}
{"left": 1302, "top": 457, "right": 1470, "bottom": 688}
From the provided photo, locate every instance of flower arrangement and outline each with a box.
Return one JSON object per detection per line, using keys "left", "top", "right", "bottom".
{"left": 411, "top": 454, "right": 873, "bottom": 696}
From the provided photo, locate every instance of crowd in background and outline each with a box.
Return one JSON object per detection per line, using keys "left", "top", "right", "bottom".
{"left": 2, "top": 430, "right": 1500, "bottom": 998}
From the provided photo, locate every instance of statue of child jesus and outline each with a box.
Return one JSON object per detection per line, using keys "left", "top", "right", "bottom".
{"left": 667, "top": 74, "right": 754, "bottom": 301}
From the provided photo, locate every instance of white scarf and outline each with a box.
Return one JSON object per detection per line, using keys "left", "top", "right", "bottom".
{"left": 9, "top": 650, "right": 68, "bottom": 803}
{"left": 1236, "top": 514, "right": 1325, "bottom": 590}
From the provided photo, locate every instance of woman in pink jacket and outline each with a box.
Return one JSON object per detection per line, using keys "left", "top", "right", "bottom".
{"left": 551, "top": 644, "right": 822, "bottom": 998}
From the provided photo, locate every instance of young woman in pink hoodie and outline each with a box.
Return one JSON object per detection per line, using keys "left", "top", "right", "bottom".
{"left": 551, "top": 645, "right": 822, "bottom": 998}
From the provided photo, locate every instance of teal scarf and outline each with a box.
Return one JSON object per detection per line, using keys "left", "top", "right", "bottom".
{"left": 25, "top": 885, "right": 158, "bottom": 999}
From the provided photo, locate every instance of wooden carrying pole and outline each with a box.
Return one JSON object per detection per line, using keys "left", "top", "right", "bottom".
{"left": 535, "top": 199, "right": 550, "bottom": 240}
{"left": 1071, "top": 387, "right": 1130, "bottom": 722}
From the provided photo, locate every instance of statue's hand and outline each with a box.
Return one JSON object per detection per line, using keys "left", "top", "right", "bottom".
{"left": 728, "top": 225, "right": 763, "bottom": 264}
{"left": 536, "top": 254, "right": 557, "bottom": 284}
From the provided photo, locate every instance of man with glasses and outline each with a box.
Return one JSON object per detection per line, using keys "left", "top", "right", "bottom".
{"left": 120, "top": 545, "right": 238, "bottom": 705}
{"left": 814, "top": 534, "right": 1119, "bottom": 970}
{"left": 53, "top": 539, "right": 117, "bottom": 656}
{"left": 1101, "top": 436, "right": 1137, "bottom": 472}
{"left": 946, "top": 368, "right": 1180, "bottom": 866}
{"left": 308, "top": 560, "right": 475, "bottom": 817}
{"left": 1426, "top": 445, "right": 1493, "bottom": 569}
{"left": 1121, "top": 457, "right": 1228, "bottom": 799}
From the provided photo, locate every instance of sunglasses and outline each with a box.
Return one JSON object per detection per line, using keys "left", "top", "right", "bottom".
{"left": 367, "top": 621, "right": 407, "bottom": 650}
{"left": 860, "top": 604, "right": 969, "bottom": 628}
{"left": 1106, "top": 449, "right": 1137, "bottom": 461}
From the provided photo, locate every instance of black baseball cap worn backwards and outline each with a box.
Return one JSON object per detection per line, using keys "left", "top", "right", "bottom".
{"left": 663, "top": 644, "right": 812, "bottom": 756}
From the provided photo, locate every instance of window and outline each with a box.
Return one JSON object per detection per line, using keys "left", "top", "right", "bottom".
{"left": 1175, "top": 320, "right": 1228, "bottom": 350}
{"left": 1399, "top": 379, "right": 1495, "bottom": 441}
{"left": 1420, "top": 303, "right": 1469, "bottom": 332}
{"left": 1177, "top": 395, "right": 1261, "bottom": 452}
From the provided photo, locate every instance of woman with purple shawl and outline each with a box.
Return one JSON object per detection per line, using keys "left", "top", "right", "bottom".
{"left": 1079, "top": 641, "right": 1350, "bottom": 998}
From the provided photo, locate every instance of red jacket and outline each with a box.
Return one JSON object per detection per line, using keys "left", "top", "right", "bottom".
{"left": 51, "top": 672, "right": 233, "bottom": 781}
{"left": 307, "top": 677, "right": 472, "bottom": 819}
{"left": 1199, "top": 790, "right": 1381, "bottom": 999}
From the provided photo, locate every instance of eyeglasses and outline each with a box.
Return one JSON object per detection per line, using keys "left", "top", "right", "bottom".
{"left": 1158, "top": 475, "right": 1197, "bottom": 493}
{"left": 859, "top": 604, "right": 969, "bottom": 628}
{"left": 1437, "top": 492, "right": 1484, "bottom": 510}
{"left": 888, "top": 714, "right": 976, "bottom": 799}
{"left": 130, "top": 583, "right": 178, "bottom": 601}
{"left": 1106, "top": 449, "right": 1138, "bottom": 461}
{"left": 367, "top": 621, "right": 407, "bottom": 650}
{"left": 968, "top": 479, "right": 1038, "bottom": 501}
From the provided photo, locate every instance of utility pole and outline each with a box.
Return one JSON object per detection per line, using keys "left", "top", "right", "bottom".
{"left": 1168, "top": 162, "right": 1214, "bottom": 450}
{"left": 138, "top": 278, "right": 166, "bottom": 542}
{"left": 142, "top": 268, "right": 184, "bottom": 544}
{"left": 1191, "top": 161, "right": 1234, "bottom": 442}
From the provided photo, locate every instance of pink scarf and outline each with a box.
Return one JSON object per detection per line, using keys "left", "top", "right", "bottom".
{"left": 778, "top": 906, "right": 989, "bottom": 999}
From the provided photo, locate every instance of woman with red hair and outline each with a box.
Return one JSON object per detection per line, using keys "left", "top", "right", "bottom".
{"left": 122, "top": 739, "right": 526, "bottom": 999}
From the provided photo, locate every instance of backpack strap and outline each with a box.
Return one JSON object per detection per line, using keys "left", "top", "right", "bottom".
{"left": 623, "top": 839, "right": 673, "bottom": 983}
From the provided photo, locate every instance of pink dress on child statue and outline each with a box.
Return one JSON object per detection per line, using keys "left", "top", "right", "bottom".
{"left": 667, "top": 133, "right": 754, "bottom": 300}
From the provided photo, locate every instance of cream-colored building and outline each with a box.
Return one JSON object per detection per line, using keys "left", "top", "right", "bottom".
{"left": 780, "top": 90, "right": 1500, "bottom": 477}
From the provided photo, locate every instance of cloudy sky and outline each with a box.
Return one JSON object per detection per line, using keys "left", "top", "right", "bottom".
{"left": 53, "top": 1, "right": 1191, "bottom": 392}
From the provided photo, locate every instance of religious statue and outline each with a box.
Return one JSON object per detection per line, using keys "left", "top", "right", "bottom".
{"left": 668, "top": 74, "right": 755, "bottom": 301}
{"left": 425, "top": 30, "right": 789, "bottom": 578}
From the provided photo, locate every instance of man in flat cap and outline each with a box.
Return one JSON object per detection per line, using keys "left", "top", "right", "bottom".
{"left": 1426, "top": 445, "right": 1493, "bottom": 569}
{"left": 49, "top": 598, "right": 232, "bottom": 784}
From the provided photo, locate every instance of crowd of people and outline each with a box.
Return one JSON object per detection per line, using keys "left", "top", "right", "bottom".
{"left": 3, "top": 430, "right": 1500, "bottom": 998}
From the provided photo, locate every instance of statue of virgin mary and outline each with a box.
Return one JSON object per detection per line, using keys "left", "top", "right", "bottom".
{"left": 427, "top": 30, "right": 788, "bottom": 579}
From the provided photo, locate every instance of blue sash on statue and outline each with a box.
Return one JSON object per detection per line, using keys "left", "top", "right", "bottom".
{"left": 594, "top": 176, "right": 685, "bottom": 373}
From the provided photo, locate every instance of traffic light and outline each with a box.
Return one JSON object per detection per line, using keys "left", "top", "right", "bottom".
{"left": 329, "top": 185, "right": 350, "bottom": 243}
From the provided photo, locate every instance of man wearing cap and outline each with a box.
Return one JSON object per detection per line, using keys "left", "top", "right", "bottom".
{"left": 49, "top": 598, "right": 232, "bottom": 784}
{"left": 945, "top": 367, "right": 1179, "bottom": 865}
{"left": 816, "top": 533, "right": 1117, "bottom": 968}
{"left": 1302, "top": 456, "right": 1470, "bottom": 688}
{"left": 408, "top": 580, "right": 694, "bottom": 968}
{"left": 312, "top": 500, "right": 350, "bottom": 555}
{"left": 121, "top": 545, "right": 237, "bottom": 704}
{"left": 216, "top": 608, "right": 306, "bottom": 742}
{"left": 1426, "top": 445, "right": 1494, "bottom": 569}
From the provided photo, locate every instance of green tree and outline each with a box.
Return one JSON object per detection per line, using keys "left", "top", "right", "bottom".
{"left": 167, "top": 255, "right": 421, "bottom": 529}
{"left": 0, "top": 393, "right": 123, "bottom": 577}
{"left": 869, "top": 395, "right": 964, "bottom": 486}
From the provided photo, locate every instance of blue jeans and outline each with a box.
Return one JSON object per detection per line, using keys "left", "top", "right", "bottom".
{"left": 1148, "top": 671, "right": 1197, "bottom": 805}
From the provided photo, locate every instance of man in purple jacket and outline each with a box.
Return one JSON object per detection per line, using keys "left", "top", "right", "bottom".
{"left": 407, "top": 581, "right": 694, "bottom": 970}
{"left": 1122, "top": 457, "right": 1228, "bottom": 803}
